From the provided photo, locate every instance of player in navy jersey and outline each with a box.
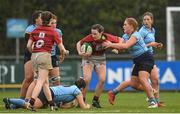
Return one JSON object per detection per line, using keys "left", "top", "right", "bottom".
{"left": 76, "top": 24, "right": 121, "bottom": 108}
{"left": 3, "top": 78, "right": 90, "bottom": 110}
{"left": 26, "top": 11, "right": 66, "bottom": 111}
{"left": 20, "top": 10, "right": 43, "bottom": 99}
{"left": 103, "top": 18, "right": 157, "bottom": 108}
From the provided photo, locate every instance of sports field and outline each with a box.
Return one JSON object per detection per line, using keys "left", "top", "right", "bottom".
{"left": 0, "top": 91, "right": 180, "bottom": 113}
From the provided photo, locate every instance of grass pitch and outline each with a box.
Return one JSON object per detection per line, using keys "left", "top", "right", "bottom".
{"left": 0, "top": 90, "right": 180, "bottom": 113}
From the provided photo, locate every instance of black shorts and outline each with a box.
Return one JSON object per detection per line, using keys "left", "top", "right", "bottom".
{"left": 51, "top": 56, "right": 59, "bottom": 68}
{"left": 132, "top": 51, "right": 154, "bottom": 76}
{"left": 24, "top": 49, "right": 32, "bottom": 64}
{"left": 38, "top": 89, "right": 54, "bottom": 107}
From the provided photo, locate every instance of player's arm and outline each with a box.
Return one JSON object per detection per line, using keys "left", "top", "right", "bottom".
{"left": 76, "top": 41, "right": 83, "bottom": 55}
{"left": 54, "top": 31, "right": 67, "bottom": 63}
{"left": 27, "top": 39, "right": 33, "bottom": 53}
{"left": 60, "top": 100, "right": 78, "bottom": 109}
{"left": 76, "top": 41, "right": 91, "bottom": 57}
{"left": 57, "top": 43, "right": 66, "bottom": 63}
{"left": 103, "top": 36, "right": 136, "bottom": 50}
{"left": 76, "top": 93, "right": 90, "bottom": 109}
{"left": 146, "top": 42, "right": 163, "bottom": 49}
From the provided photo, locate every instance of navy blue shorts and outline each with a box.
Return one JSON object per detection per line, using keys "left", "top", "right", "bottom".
{"left": 51, "top": 56, "right": 59, "bottom": 68}
{"left": 132, "top": 51, "right": 154, "bottom": 76}
{"left": 24, "top": 49, "right": 31, "bottom": 64}
{"left": 38, "top": 89, "right": 54, "bottom": 107}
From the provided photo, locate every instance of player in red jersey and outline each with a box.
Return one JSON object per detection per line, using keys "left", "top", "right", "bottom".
{"left": 76, "top": 24, "right": 122, "bottom": 108}
{"left": 26, "top": 11, "right": 66, "bottom": 111}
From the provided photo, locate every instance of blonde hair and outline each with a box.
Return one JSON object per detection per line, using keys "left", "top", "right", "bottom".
{"left": 125, "top": 18, "right": 139, "bottom": 31}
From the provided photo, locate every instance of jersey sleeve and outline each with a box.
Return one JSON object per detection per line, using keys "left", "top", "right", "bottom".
{"left": 105, "top": 33, "right": 119, "bottom": 43}
{"left": 73, "top": 87, "right": 81, "bottom": 96}
{"left": 53, "top": 30, "right": 62, "bottom": 45}
{"left": 131, "top": 32, "right": 140, "bottom": 42}
{"left": 79, "top": 35, "right": 93, "bottom": 44}
{"left": 56, "top": 28, "right": 63, "bottom": 37}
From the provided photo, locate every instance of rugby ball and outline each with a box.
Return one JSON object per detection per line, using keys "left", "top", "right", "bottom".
{"left": 81, "top": 43, "right": 92, "bottom": 54}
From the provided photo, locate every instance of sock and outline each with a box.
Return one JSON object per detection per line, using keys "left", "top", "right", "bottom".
{"left": 29, "top": 98, "right": 35, "bottom": 106}
{"left": 112, "top": 89, "right": 118, "bottom": 95}
{"left": 48, "top": 100, "right": 55, "bottom": 106}
{"left": 93, "top": 96, "right": 99, "bottom": 101}
{"left": 83, "top": 97, "right": 86, "bottom": 102}
{"left": 155, "top": 98, "right": 160, "bottom": 103}
{"left": 9, "top": 98, "right": 25, "bottom": 108}
{"left": 148, "top": 98, "right": 157, "bottom": 104}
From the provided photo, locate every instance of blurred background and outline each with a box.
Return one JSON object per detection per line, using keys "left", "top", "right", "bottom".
{"left": 0, "top": 0, "right": 180, "bottom": 91}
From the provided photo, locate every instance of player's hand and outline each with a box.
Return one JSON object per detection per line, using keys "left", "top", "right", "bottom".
{"left": 102, "top": 40, "right": 112, "bottom": 49}
{"left": 156, "top": 42, "right": 163, "bottom": 49}
{"left": 59, "top": 54, "right": 65, "bottom": 63}
{"left": 111, "top": 49, "right": 119, "bottom": 54}
{"left": 78, "top": 51, "right": 91, "bottom": 58}
{"left": 65, "top": 50, "right": 69, "bottom": 56}
{"left": 85, "top": 103, "right": 90, "bottom": 109}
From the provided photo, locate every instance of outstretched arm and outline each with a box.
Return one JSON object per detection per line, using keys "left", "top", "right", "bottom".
{"left": 76, "top": 93, "right": 90, "bottom": 109}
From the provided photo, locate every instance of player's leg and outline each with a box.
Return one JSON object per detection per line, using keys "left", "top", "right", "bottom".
{"left": 27, "top": 53, "right": 53, "bottom": 111}
{"left": 29, "top": 69, "right": 49, "bottom": 105}
{"left": 25, "top": 79, "right": 37, "bottom": 99}
{"left": 82, "top": 59, "right": 93, "bottom": 101}
{"left": 150, "top": 65, "right": 164, "bottom": 107}
{"left": 92, "top": 62, "right": 106, "bottom": 108}
{"left": 43, "top": 77, "right": 57, "bottom": 110}
{"left": 108, "top": 64, "right": 141, "bottom": 105}
{"left": 3, "top": 98, "right": 26, "bottom": 109}
{"left": 20, "top": 60, "right": 34, "bottom": 99}
{"left": 49, "top": 56, "right": 60, "bottom": 86}
{"left": 108, "top": 76, "right": 141, "bottom": 105}
{"left": 49, "top": 67, "right": 60, "bottom": 86}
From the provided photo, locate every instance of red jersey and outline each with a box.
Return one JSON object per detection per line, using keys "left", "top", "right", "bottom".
{"left": 80, "top": 33, "right": 119, "bottom": 56}
{"left": 30, "top": 26, "right": 61, "bottom": 53}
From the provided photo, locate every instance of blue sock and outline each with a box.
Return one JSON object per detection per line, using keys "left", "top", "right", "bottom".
{"left": 155, "top": 98, "right": 160, "bottom": 103}
{"left": 148, "top": 98, "right": 157, "bottom": 104}
{"left": 9, "top": 98, "right": 25, "bottom": 108}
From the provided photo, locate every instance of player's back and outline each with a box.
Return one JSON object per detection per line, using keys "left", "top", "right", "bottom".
{"left": 51, "top": 85, "right": 81, "bottom": 103}
{"left": 30, "top": 26, "right": 61, "bottom": 53}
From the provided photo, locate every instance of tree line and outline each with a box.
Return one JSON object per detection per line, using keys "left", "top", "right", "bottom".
{"left": 0, "top": 0, "right": 179, "bottom": 55}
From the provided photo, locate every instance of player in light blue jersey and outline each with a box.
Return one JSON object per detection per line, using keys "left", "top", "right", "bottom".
{"left": 49, "top": 14, "right": 63, "bottom": 86}
{"left": 49, "top": 14, "right": 69, "bottom": 86}
{"left": 138, "top": 12, "right": 164, "bottom": 106}
{"left": 20, "top": 10, "right": 43, "bottom": 99}
{"left": 104, "top": 18, "right": 157, "bottom": 108}
{"left": 3, "top": 78, "right": 90, "bottom": 110}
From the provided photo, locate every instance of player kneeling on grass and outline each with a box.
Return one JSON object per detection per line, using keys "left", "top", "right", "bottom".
{"left": 3, "top": 78, "right": 90, "bottom": 110}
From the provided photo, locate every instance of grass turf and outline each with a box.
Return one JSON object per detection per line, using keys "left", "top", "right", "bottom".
{"left": 0, "top": 90, "right": 180, "bottom": 113}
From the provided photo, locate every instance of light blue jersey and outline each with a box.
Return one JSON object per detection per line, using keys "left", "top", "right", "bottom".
{"left": 50, "top": 85, "right": 81, "bottom": 103}
{"left": 139, "top": 25, "right": 155, "bottom": 54}
{"left": 122, "top": 31, "right": 148, "bottom": 58}
{"left": 51, "top": 28, "right": 62, "bottom": 56}
{"left": 25, "top": 24, "right": 37, "bottom": 33}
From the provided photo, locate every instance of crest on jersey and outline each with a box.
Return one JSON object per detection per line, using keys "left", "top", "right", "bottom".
{"left": 39, "top": 32, "right": 45, "bottom": 38}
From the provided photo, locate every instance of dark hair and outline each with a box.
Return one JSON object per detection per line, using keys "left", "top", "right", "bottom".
{"left": 74, "top": 78, "right": 86, "bottom": 89}
{"left": 32, "top": 10, "right": 43, "bottom": 24}
{"left": 91, "top": 24, "right": 104, "bottom": 33}
{"left": 52, "top": 13, "right": 57, "bottom": 20}
{"left": 41, "top": 11, "right": 53, "bottom": 25}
